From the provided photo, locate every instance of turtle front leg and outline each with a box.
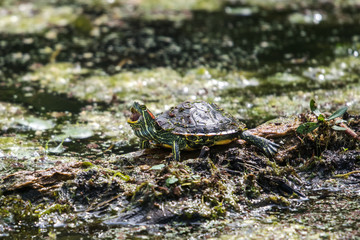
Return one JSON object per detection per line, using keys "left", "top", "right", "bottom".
{"left": 140, "top": 140, "right": 150, "bottom": 149}
{"left": 172, "top": 141, "right": 181, "bottom": 161}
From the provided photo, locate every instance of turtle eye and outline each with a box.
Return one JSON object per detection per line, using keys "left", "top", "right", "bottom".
{"left": 140, "top": 105, "right": 147, "bottom": 110}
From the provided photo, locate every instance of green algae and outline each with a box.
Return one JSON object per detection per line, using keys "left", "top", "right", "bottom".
{"left": 16, "top": 117, "right": 55, "bottom": 131}
{"left": 20, "top": 56, "right": 360, "bottom": 131}
{"left": 62, "top": 126, "right": 94, "bottom": 139}
{"left": 77, "top": 109, "right": 136, "bottom": 144}
{"left": 215, "top": 221, "right": 337, "bottom": 240}
{"left": 0, "top": 102, "right": 27, "bottom": 131}
{"left": 21, "top": 63, "right": 90, "bottom": 96}
{"left": 303, "top": 56, "right": 360, "bottom": 85}
{"left": 0, "top": 136, "right": 47, "bottom": 177}
{"left": 0, "top": 4, "right": 77, "bottom": 34}
{"left": 136, "top": 0, "right": 222, "bottom": 21}
{"left": 22, "top": 63, "right": 235, "bottom": 106}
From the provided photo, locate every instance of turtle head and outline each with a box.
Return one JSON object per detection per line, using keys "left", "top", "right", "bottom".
{"left": 127, "top": 102, "right": 156, "bottom": 128}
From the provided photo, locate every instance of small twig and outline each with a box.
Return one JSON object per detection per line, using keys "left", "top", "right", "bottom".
{"left": 339, "top": 123, "right": 360, "bottom": 141}
{"left": 333, "top": 170, "right": 360, "bottom": 179}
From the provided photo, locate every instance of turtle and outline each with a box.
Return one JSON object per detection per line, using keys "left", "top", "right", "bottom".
{"left": 127, "top": 101, "right": 279, "bottom": 161}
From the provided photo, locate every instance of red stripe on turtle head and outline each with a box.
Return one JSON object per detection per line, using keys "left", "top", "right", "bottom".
{"left": 147, "top": 110, "right": 155, "bottom": 119}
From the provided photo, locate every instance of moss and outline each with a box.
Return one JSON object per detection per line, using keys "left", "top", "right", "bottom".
{"left": 113, "top": 171, "right": 131, "bottom": 181}
{"left": 81, "top": 161, "right": 94, "bottom": 168}
{"left": 0, "top": 195, "right": 39, "bottom": 225}
{"left": 267, "top": 195, "right": 290, "bottom": 207}
{"left": 244, "top": 174, "right": 261, "bottom": 199}
{"left": 37, "top": 203, "right": 71, "bottom": 217}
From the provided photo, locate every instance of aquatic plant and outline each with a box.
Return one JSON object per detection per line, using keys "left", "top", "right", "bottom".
{"left": 297, "top": 99, "right": 360, "bottom": 146}
{"left": 296, "top": 99, "right": 348, "bottom": 134}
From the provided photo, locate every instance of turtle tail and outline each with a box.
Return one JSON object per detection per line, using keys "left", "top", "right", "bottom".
{"left": 240, "top": 130, "right": 279, "bottom": 157}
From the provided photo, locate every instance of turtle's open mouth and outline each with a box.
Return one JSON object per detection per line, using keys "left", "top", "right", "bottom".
{"left": 128, "top": 107, "right": 141, "bottom": 122}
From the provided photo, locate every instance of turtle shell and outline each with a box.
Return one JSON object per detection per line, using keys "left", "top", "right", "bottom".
{"left": 155, "top": 101, "right": 245, "bottom": 135}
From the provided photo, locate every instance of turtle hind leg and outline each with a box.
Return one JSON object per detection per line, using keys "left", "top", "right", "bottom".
{"left": 240, "top": 130, "right": 279, "bottom": 157}
{"left": 198, "top": 146, "right": 210, "bottom": 159}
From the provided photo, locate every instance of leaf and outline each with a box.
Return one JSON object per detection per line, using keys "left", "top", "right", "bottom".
{"left": 296, "top": 122, "right": 320, "bottom": 134}
{"left": 313, "top": 109, "right": 322, "bottom": 116}
{"left": 310, "top": 99, "right": 321, "bottom": 116}
{"left": 331, "top": 125, "right": 347, "bottom": 131}
{"left": 150, "top": 164, "right": 165, "bottom": 170}
{"left": 326, "top": 106, "right": 348, "bottom": 121}
{"left": 310, "top": 99, "right": 316, "bottom": 112}
{"left": 335, "top": 119, "right": 347, "bottom": 124}
{"left": 166, "top": 175, "right": 178, "bottom": 186}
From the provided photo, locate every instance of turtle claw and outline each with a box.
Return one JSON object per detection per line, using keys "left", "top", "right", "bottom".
{"left": 263, "top": 141, "right": 280, "bottom": 157}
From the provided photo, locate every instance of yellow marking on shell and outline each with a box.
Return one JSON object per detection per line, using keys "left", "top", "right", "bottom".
{"left": 214, "top": 138, "right": 237, "bottom": 145}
